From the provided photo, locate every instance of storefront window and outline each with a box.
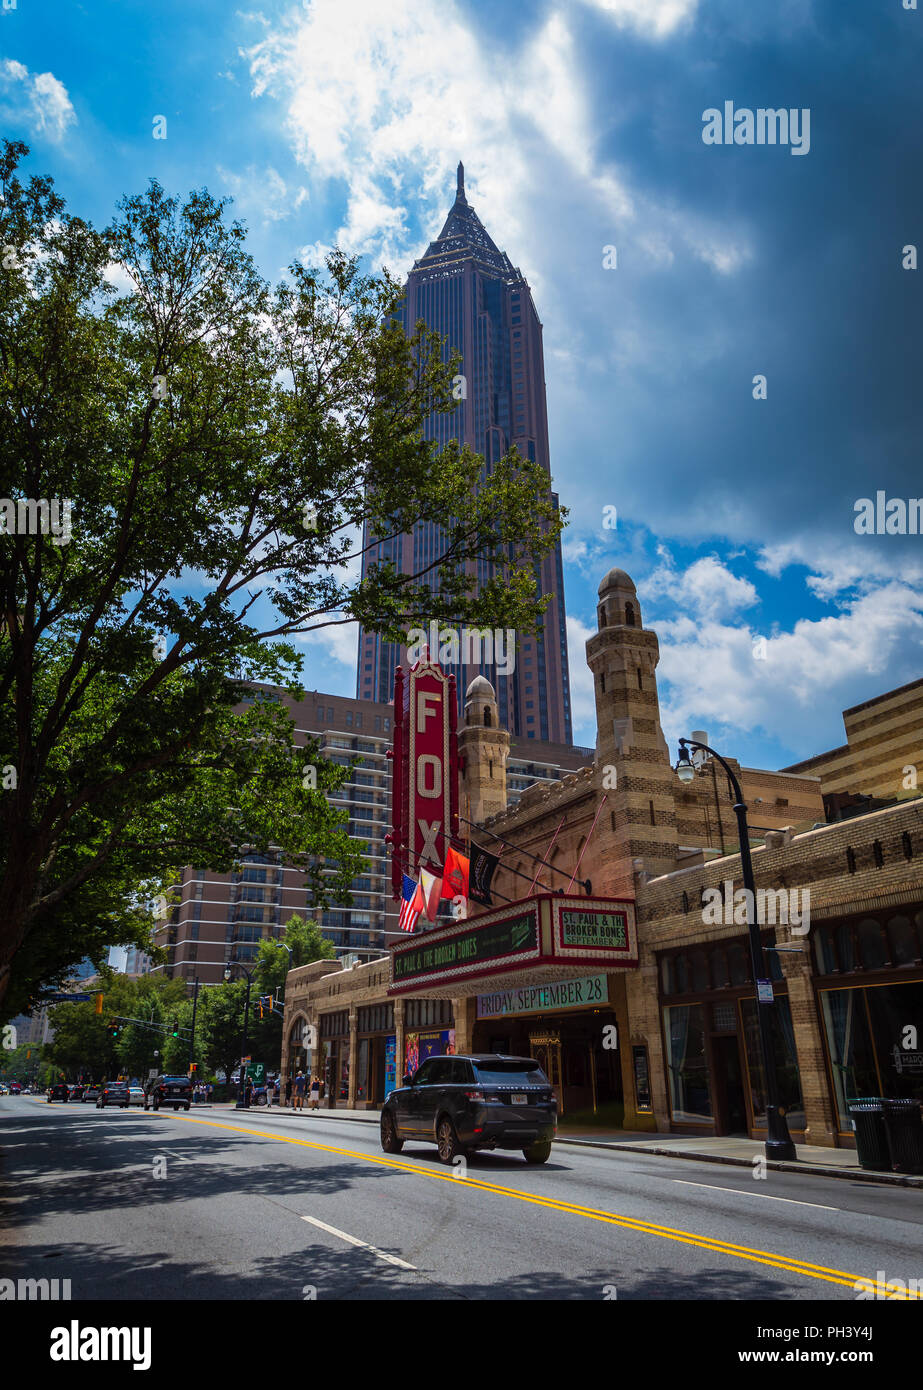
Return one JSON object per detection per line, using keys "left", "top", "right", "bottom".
{"left": 820, "top": 988, "right": 879, "bottom": 1129}
{"left": 739, "top": 995, "right": 804, "bottom": 1129}
{"left": 663, "top": 1004, "right": 712, "bottom": 1121}
{"left": 865, "top": 981, "right": 923, "bottom": 1104}
{"left": 356, "top": 1038, "right": 369, "bottom": 1102}
{"left": 673, "top": 955, "right": 689, "bottom": 994}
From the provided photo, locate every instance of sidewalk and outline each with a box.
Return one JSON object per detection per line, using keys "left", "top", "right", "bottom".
{"left": 203, "top": 1102, "right": 923, "bottom": 1188}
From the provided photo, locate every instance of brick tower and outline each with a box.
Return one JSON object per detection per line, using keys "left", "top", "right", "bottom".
{"left": 458, "top": 676, "right": 510, "bottom": 826}
{"left": 585, "top": 567, "right": 679, "bottom": 893}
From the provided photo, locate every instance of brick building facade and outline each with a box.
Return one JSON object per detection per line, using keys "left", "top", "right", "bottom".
{"left": 282, "top": 567, "right": 923, "bottom": 1147}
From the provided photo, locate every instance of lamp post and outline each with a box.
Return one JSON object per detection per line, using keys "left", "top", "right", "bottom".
{"left": 675, "top": 737, "right": 797, "bottom": 1162}
{"left": 224, "top": 960, "right": 254, "bottom": 1109}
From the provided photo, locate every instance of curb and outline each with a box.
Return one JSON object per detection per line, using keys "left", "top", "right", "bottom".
{"left": 555, "top": 1136, "right": 923, "bottom": 1188}
{"left": 212, "top": 1105, "right": 923, "bottom": 1188}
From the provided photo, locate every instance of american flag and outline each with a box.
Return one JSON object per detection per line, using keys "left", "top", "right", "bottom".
{"left": 398, "top": 873, "right": 421, "bottom": 933}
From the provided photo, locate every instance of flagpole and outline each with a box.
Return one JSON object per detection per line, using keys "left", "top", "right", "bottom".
{"left": 528, "top": 817, "right": 565, "bottom": 894}
{"left": 567, "top": 796, "right": 607, "bottom": 891}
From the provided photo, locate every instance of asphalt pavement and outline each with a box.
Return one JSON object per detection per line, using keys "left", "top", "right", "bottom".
{"left": 3, "top": 1094, "right": 922, "bottom": 1302}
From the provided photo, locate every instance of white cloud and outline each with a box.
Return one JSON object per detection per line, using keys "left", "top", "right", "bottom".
{"left": 216, "top": 164, "right": 309, "bottom": 224}
{"left": 566, "top": 612, "right": 599, "bottom": 742}
{"left": 654, "top": 581, "right": 923, "bottom": 758}
{"left": 578, "top": 0, "right": 699, "bottom": 38}
{"left": 0, "top": 60, "right": 76, "bottom": 142}
{"left": 240, "top": 0, "right": 732, "bottom": 285}
{"left": 641, "top": 554, "right": 759, "bottom": 621}
{"left": 757, "top": 538, "right": 923, "bottom": 600}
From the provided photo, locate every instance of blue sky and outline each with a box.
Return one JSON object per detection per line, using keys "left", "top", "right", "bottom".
{"left": 3, "top": 0, "right": 921, "bottom": 771}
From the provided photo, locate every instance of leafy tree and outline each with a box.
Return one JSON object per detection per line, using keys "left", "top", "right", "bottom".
{"left": 198, "top": 982, "right": 250, "bottom": 1086}
{"left": 0, "top": 1040, "right": 42, "bottom": 1084}
{"left": 0, "top": 140, "right": 565, "bottom": 1015}
{"left": 42, "top": 971, "right": 187, "bottom": 1080}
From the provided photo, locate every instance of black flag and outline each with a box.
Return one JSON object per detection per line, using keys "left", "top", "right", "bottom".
{"left": 469, "top": 844, "right": 499, "bottom": 906}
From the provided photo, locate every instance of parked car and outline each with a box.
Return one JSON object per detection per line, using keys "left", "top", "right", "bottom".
{"left": 96, "top": 1082, "right": 130, "bottom": 1109}
{"left": 81, "top": 1083, "right": 101, "bottom": 1103}
{"left": 380, "top": 1054, "right": 557, "bottom": 1165}
{"left": 48, "top": 1083, "right": 70, "bottom": 1102}
{"left": 144, "top": 1074, "right": 192, "bottom": 1111}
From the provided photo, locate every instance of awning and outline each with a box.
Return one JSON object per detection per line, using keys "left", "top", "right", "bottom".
{"left": 388, "top": 893, "right": 637, "bottom": 999}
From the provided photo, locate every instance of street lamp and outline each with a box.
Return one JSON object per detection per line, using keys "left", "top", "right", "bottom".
{"left": 676, "top": 737, "right": 797, "bottom": 1162}
{"left": 224, "top": 959, "right": 255, "bottom": 1109}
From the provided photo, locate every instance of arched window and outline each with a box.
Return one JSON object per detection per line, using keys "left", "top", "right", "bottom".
{"left": 856, "top": 917, "right": 888, "bottom": 969}
{"left": 727, "top": 942, "right": 748, "bottom": 985}
{"left": 484, "top": 707, "right": 492, "bottom": 727}
{"left": 625, "top": 601, "right": 636, "bottom": 627}
{"left": 835, "top": 923, "right": 856, "bottom": 971}
{"left": 888, "top": 914, "right": 919, "bottom": 965}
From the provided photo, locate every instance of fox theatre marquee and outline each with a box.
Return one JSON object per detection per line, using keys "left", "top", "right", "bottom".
{"left": 389, "top": 894, "right": 638, "bottom": 998}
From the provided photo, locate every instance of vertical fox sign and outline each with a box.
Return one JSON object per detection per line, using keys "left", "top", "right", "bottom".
{"left": 388, "top": 653, "right": 459, "bottom": 904}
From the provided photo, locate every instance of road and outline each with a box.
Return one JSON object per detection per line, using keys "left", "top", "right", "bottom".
{"left": 2, "top": 1095, "right": 922, "bottom": 1301}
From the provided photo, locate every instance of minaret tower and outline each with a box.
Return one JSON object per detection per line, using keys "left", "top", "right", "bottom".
{"left": 585, "top": 568, "right": 679, "bottom": 888}
{"left": 458, "top": 676, "right": 510, "bottom": 826}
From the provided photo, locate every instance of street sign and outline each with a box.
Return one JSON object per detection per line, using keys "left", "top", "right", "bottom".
{"left": 241, "top": 1055, "right": 251, "bottom": 1064}
{"left": 756, "top": 979, "right": 774, "bottom": 1003}
{"left": 148, "top": 1068, "right": 158, "bottom": 1079}
{"left": 47, "top": 992, "right": 92, "bottom": 1004}
{"left": 245, "top": 1062, "right": 265, "bottom": 1084}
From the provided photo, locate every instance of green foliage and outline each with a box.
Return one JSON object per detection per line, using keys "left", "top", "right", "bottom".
{"left": 42, "top": 971, "right": 188, "bottom": 1080}
{"left": 0, "top": 139, "right": 565, "bottom": 1016}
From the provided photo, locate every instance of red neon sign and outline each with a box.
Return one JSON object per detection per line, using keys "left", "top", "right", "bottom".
{"left": 388, "top": 654, "right": 459, "bottom": 902}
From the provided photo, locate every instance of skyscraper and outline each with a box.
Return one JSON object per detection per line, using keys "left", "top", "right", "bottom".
{"left": 356, "top": 164, "right": 573, "bottom": 745}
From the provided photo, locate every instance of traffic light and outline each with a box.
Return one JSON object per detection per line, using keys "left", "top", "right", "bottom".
{"left": 170, "top": 1018, "right": 178, "bottom": 1037}
{"left": 94, "top": 992, "right": 104, "bottom": 1016}
{"left": 107, "top": 1019, "right": 120, "bottom": 1039}
{"left": 189, "top": 1062, "right": 197, "bottom": 1074}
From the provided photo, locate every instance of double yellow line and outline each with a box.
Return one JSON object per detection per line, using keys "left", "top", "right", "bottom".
{"left": 146, "top": 1110, "right": 920, "bottom": 1298}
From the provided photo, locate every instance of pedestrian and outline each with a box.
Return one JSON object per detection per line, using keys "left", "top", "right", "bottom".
{"left": 309, "top": 1075, "right": 321, "bottom": 1111}
{"left": 285, "top": 1074, "right": 293, "bottom": 1108}
{"left": 244, "top": 1075, "right": 253, "bottom": 1107}
{"left": 265, "top": 1076, "right": 272, "bottom": 1108}
{"left": 293, "top": 1071, "right": 306, "bottom": 1110}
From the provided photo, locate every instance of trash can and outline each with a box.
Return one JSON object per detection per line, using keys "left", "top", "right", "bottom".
{"left": 848, "top": 1100, "right": 889, "bottom": 1171}
{"left": 880, "top": 1098, "right": 923, "bottom": 1175}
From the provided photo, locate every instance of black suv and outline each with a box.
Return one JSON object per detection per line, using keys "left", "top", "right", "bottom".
{"left": 380, "top": 1054, "right": 557, "bottom": 1165}
{"left": 47, "top": 1083, "right": 70, "bottom": 1102}
{"left": 144, "top": 1074, "right": 192, "bottom": 1111}
{"left": 96, "top": 1082, "right": 130, "bottom": 1109}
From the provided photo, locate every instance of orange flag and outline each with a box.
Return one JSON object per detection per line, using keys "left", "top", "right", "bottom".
{"left": 442, "top": 846, "right": 470, "bottom": 900}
